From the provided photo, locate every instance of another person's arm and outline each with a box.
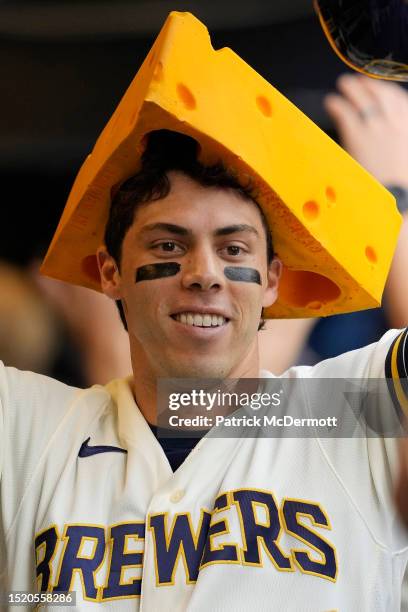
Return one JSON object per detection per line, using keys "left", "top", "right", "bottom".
{"left": 35, "top": 272, "right": 132, "bottom": 385}
{"left": 325, "top": 74, "right": 408, "bottom": 328}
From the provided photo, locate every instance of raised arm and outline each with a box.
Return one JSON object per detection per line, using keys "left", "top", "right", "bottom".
{"left": 325, "top": 74, "right": 408, "bottom": 328}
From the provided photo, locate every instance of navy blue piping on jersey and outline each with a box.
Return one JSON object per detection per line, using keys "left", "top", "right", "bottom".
{"left": 385, "top": 328, "right": 408, "bottom": 422}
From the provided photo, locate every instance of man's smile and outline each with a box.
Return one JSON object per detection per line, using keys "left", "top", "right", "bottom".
{"left": 169, "top": 305, "right": 231, "bottom": 329}
{"left": 171, "top": 312, "right": 229, "bottom": 327}
{"left": 168, "top": 306, "right": 231, "bottom": 337}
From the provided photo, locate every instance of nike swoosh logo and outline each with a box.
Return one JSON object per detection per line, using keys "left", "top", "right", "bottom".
{"left": 78, "top": 437, "right": 128, "bottom": 458}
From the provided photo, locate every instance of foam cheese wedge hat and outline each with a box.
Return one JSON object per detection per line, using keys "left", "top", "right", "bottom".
{"left": 41, "top": 11, "right": 402, "bottom": 319}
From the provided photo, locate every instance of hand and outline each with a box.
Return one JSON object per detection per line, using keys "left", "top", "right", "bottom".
{"left": 324, "top": 74, "right": 408, "bottom": 189}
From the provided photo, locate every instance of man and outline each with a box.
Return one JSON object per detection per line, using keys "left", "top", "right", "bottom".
{"left": 1, "top": 126, "right": 407, "bottom": 610}
{"left": 2, "top": 11, "right": 408, "bottom": 612}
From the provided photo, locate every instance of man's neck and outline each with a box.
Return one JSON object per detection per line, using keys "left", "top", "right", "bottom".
{"left": 129, "top": 340, "right": 261, "bottom": 425}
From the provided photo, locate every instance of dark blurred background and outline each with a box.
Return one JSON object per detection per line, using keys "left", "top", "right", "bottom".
{"left": 0, "top": 0, "right": 352, "bottom": 266}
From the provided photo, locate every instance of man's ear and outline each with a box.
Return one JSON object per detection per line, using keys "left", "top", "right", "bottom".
{"left": 262, "top": 257, "right": 282, "bottom": 308}
{"left": 97, "top": 247, "right": 122, "bottom": 300}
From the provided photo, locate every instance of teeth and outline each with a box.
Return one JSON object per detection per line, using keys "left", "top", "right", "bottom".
{"left": 174, "top": 312, "right": 227, "bottom": 327}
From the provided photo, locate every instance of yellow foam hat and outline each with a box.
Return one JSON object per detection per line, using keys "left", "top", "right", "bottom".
{"left": 41, "top": 11, "right": 401, "bottom": 318}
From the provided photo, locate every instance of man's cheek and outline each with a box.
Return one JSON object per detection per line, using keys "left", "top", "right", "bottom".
{"left": 124, "top": 281, "right": 167, "bottom": 325}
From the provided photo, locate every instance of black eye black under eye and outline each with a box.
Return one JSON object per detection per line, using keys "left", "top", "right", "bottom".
{"left": 224, "top": 267, "right": 261, "bottom": 285}
{"left": 136, "top": 262, "right": 181, "bottom": 282}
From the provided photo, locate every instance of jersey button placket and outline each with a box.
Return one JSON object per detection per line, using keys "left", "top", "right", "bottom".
{"left": 170, "top": 489, "right": 185, "bottom": 503}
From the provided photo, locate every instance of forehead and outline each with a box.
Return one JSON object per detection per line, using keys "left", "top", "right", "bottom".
{"left": 130, "top": 171, "right": 264, "bottom": 232}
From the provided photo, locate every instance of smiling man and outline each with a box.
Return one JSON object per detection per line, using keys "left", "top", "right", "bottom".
{"left": 2, "top": 11, "right": 408, "bottom": 612}
{"left": 97, "top": 131, "right": 280, "bottom": 425}
{"left": 1, "top": 127, "right": 408, "bottom": 611}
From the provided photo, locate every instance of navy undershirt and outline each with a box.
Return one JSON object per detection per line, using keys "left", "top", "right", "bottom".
{"left": 148, "top": 424, "right": 208, "bottom": 472}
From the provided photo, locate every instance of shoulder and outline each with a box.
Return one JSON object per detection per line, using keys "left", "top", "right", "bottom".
{"left": 0, "top": 363, "right": 115, "bottom": 524}
{"left": 262, "top": 331, "right": 408, "bottom": 552}
{"left": 278, "top": 328, "right": 407, "bottom": 380}
{"left": 0, "top": 362, "right": 113, "bottom": 468}
{"left": 0, "top": 362, "right": 79, "bottom": 404}
{"left": 0, "top": 362, "right": 104, "bottom": 421}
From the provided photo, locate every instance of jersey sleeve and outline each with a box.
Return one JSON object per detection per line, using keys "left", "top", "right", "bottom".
{"left": 305, "top": 327, "right": 408, "bottom": 423}
{"left": 305, "top": 327, "right": 407, "bottom": 380}
{"left": 296, "top": 329, "right": 408, "bottom": 554}
{"left": 385, "top": 328, "right": 408, "bottom": 418}
{"left": 0, "top": 363, "right": 80, "bottom": 533}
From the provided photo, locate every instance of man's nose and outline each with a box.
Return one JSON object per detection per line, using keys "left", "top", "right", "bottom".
{"left": 181, "top": 247, "right": 224, "bottom": 291}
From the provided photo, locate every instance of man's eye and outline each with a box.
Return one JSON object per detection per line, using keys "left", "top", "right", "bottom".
{"left": 161, "top": 242, "right": 177, "bottom": 251}
{"left": 225, "top": 245, "right": 243, "bottom": 256}
{"left": 153, "top": 241, "right": 184, "bottom": 254}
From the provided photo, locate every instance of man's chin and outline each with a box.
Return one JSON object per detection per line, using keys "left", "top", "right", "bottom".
{"left": 164, "top": 358, "right": 230, "bottom": 380}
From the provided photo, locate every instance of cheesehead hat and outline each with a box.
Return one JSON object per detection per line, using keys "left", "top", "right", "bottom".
{"left": 41, "top": 11, "right": 402, "bottom": 318}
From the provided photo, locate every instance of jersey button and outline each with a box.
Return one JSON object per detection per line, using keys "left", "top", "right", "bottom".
{"left": 170, "top": 489, "right": 185, "bottom": 503}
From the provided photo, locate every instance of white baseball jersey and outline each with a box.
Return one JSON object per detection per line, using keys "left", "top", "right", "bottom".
{"left": 1, "top": 328, "right": 408, "bottom": 611}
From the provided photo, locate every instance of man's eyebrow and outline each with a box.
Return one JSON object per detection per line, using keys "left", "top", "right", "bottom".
{"left": 214, "top": 224, "right": 259, "bottom": 237}
{"left": 140, "top": 223, "right": 259, "bottom": 237}
{"left": 140, "top": 223, "right": 191, "bottom": 236}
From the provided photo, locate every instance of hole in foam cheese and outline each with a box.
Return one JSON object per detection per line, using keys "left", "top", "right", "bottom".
{"left": 278, "top": 269, "right": 341, "bottom": 308}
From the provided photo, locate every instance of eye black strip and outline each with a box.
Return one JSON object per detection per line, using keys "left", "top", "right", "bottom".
{"left": 135, "top": 262, "right": 181, "bottom": 282}
{"left": 224, "top": 266, "right": 261, "bottom": 285}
